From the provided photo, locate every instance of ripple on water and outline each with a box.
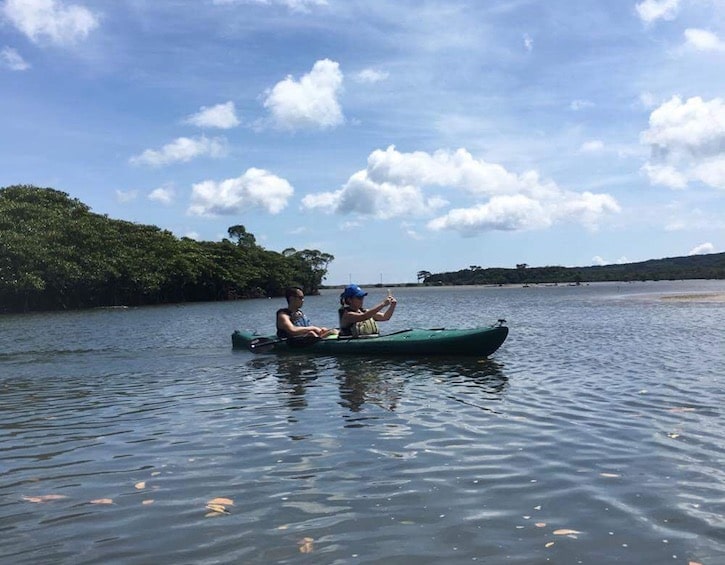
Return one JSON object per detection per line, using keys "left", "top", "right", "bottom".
{"left": 1, "top": 285, "right": 724, "bottom": 563}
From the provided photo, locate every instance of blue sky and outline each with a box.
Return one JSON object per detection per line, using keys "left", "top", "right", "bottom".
{"left": 1, "top": 0, "right": 723, "bottom": 285}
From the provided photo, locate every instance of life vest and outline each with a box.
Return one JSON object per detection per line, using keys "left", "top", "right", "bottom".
{"left": 338, "top": 306, "right": 379, "bottom": 337}
{"left": 276, "top": 308, "right": 311, "bottom": 338}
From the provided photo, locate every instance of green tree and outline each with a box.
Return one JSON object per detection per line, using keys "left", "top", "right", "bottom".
{"left": 0, "top": 185, "right": 336, "bottom": 312}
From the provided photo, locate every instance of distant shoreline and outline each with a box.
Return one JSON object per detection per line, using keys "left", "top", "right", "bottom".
{"left": 321, "top": 279, "right": 725, "bottom": 291}
{"left": 320, "top": 281, "right": 725, "bottom": 303}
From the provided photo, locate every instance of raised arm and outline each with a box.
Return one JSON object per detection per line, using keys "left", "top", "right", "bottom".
{"left": 340, "top": 297, "right": 395, "bottom": 326}
{"left": 374, "top": 296, "right": 397, "bottom": 321}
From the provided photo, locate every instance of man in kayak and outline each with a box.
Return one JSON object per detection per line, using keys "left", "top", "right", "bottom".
{"left": 338, "top": 284, "right": 397, "bottom": 337}
{"left": 277, "top": 287, "right": 336, "bottom": 339}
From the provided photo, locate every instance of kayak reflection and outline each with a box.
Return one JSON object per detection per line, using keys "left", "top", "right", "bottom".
{"left": 254, "top": 355, "right": 509, "bottom": 422}
{"left": 333, "top": 357, "right": 509, "bottom": 416}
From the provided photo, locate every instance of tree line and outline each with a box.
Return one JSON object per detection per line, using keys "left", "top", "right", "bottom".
{"left": 0, "top": 185, "right": 333, "bottom": 313}
{"left": 420, "top": 253, "right": 725, "bottom": 286}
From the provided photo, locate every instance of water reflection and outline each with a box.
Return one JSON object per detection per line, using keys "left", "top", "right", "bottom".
{"left": 334, "top": 357, "right": 405, "bottom": 414}
{"left": 249, "top": 356, "right": 322, "bottom": 412}
{"left": 263, "top": 354, "right": 510, "bottom": 413}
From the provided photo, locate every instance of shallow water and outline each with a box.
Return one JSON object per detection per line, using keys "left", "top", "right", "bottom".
{"left": 1, "top": 280, "right": 724, "bottom": 564}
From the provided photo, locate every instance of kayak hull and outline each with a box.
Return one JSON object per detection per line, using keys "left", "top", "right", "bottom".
{"left": 232, "top": 326, "right": 509, "bottom": 357}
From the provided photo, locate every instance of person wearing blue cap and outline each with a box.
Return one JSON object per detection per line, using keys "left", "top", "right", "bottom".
{"left": 338, "top": 284, "right": 397, "bottom": 337}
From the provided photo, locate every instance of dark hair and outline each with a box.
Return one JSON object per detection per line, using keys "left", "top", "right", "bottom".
{"left": 285, "top": 286, "right": 304, "bottom": 301}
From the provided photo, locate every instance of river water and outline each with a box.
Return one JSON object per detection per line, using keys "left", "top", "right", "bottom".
{"left": 1, "top": 281, "right": 723, "bottom": 564}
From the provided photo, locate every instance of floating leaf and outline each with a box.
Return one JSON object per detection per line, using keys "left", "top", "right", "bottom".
{"left": 90, "top": 498, "right": 113, "bottom": 505}
{"left": 553, "top": 529, "right": 581, "bottom": 536}
{"left": 22, "top": 494, "right": 67, "bottom": 503}
{"left": 205, "top": 503, "right": 229, "bottom": 514}
{"left": 545, "top": 542, "right": 555, "bottom": 548}
{"left": 134, "top": 481, "right": 146, "bottom": 490}
{"left": 208, "top": 497, "right": 234, "bottom": 506}
{"left": 298, "top": 537, "right": 314, "bottom": 554}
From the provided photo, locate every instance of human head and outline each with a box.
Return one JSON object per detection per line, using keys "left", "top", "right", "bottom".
{"left": 285, "top": 286, "right": 304, "bottom": 305}
{"left": 340, "top": 284, "right": 367, "bottom": 304}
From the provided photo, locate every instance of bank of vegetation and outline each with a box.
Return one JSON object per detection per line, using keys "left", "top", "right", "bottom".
{"left": 0, "top": 185, "right": 333, "bottom": 313}
{"left": 419, "top": 253, "right": 725, "bottom": 286}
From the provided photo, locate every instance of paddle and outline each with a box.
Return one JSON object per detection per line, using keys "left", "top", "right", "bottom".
{"left": 248, "top": 334, "right": 321, "bottom": 353}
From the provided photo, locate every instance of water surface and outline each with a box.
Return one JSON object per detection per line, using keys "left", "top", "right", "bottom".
{"left": 1, "top": 281, "right": 724, "bottom": 564}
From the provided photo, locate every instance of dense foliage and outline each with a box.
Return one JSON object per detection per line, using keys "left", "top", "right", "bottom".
{"left": 0, "top": 185, "right": 333, "bottom": 313}
{"left": 424, "top": 254, "right": 725, "bottom": 286}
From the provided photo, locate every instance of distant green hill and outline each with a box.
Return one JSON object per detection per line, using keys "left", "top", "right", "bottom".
{"left": 423, "top": 253, "right": 725, "bottom": 286}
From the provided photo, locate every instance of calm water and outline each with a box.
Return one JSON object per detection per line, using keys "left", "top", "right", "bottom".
{"left": 1, "top": 281, "right": 724, "bottom": 564}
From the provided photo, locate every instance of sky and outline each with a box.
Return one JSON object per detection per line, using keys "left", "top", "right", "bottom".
{"left": 1, "top": 0, "right": 724, "bottom": 285}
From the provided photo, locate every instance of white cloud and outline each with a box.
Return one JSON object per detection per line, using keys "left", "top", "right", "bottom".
{"left": 130, "top": 136, "right": 228, "bottom": 167}
{"left": 354, "top": 68, "right": 389, "bottom": 84}
{"left": 523, "top": 33, "right": 533, "bottom": 52}
{"left": 263, "top": 58, "right": 344, "bottom": 130}
{"left": 0, "top": 46, "right": 30, "bottom": 70}
{"left": 640, "top": 96, "right": 725, "bottom": 190}
{"left": 641, "top": 163, "right": 688, "bottom": 189}
{"left": 683, "top": 28, "right": 725, "bottom": 52}
{"left": 427, "top": 195, "right": 551, "bottom": 233}
{"left": 580, "top": 140, "right": 604, "bottom": 153}
{"left": 689, "top": 242, "right": 715, "bottom": 255}
{"left": 303, "top": 169, "right": 448, "bottom": 220}
{"left": 692, "top": 156, "right": 725, "bottom": 189}
{"left": 185, "top": 101, "right": 240, "bottom": 129}
{"left": 635, "top": 0, "right": 680, "bottom": 24}
{"left": 592, "top": 255, "right": 629, "bottom": 266}
{"left": 188, "top": 168, "right": 294, "bottom": 216}
{"left": 2, "top": 0, "right": 99, "bottom": 45}
{"left": 364, "top": 146, "right": 522, "bottom": 197}
{"left": 302, "top": 145, "right": 620, "bottom": 234}
{"left": 115, "top": 189, "right": 138, "bottom": 203}
{"left": 148, "top": 185, "right": 175, "bottom": 205}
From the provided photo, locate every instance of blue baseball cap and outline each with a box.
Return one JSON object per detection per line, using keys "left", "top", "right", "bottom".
{"left": 342, "top": 284, "right": 367, "bottom": 299}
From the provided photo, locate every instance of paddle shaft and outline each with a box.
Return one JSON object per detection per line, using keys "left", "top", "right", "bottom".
{"left": 249, "top": 334, "right": 321, "bottom": 352}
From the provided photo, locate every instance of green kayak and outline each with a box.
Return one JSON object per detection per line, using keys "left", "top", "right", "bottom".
{"left": 232, "top": 323, "right": 508, "bottom": 357}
